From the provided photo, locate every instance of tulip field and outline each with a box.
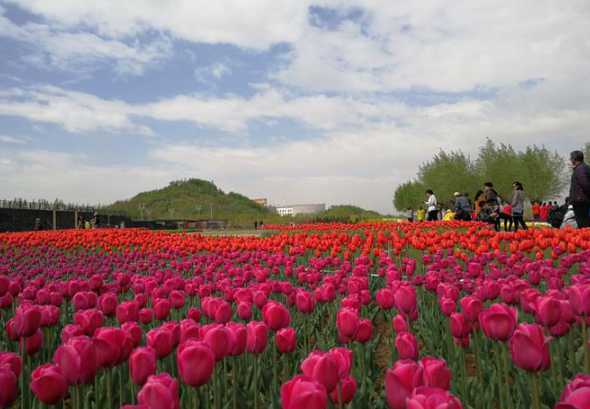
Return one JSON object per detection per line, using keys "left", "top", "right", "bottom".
{"left": 1, "top": 222, "right": 590, "bottom": 409}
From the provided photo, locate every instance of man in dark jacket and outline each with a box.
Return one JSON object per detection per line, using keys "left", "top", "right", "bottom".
{"left": 569, "top": 150, "right": 590, "bottom": 228}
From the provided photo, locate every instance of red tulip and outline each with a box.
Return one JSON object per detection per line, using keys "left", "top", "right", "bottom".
{"left": 146, "top": 327, "right": 175, "bottom": 359}
{"left": 94, "top": 327, "right": 133, "bottom": 367}
{"left": 385, "top": 359, "right": 424, "bottom": 409}
{"left": 74, "top": 309, "right": 104, "bottom": 336}
{"left": 295, "top": 291, "right": 316, "bottom": 314}
{"left": 301, "top": 351, "right": 340, "bottom": 393}
{"left": 281, "top": 375, "right": 328, "bottom": 409}
{"left": 116, "top": 300, "right": 139, "bottom": 324}
{"left": 13, "top": 304, "right": 41, "bottom": 338}
{"left": 0, "top": 364, "right": 17, "bottom": 408}
{"left": 179, "top": 319, "right": 200, "bottom": 344}
{"left": 203, "top": 324, "right": 232, "bottom": 361}
{"left": 122, "top": 321, "right": 143, "bottom": 347}
{"left": 450, "top": 313, "right": 471, "bottom": 339}
{"left": 276, "top": 327, "right": 297, "bottom": 353}
{"left": 420, "top": 357, "right": 451, "bottom": 390}
{"left": 177, "top": 340, "right": 215, "bottom": 387}
{"left": 237, "top": 302, "right": 252, "bottom": 320}
{"left": 139, "top": 308, "right": 155, "bottom": 325}
{"left": 129, "top": 347, "right": 157, "bottom": 386}
{"left": 394, "top": 285, "right": 417, "bottom": 315}
{"left": 535, "top": 295, "right": 561, "bottom": 327}
{"left": 213, "top": 300, "right": 232, "bottom": 324}
{"left": 154, "top": 299, "right": 171, "bottom": 321}
{"left": 556, "top": 374, "right": 590, "bottom": 409}
{"left": 98, "top": 293, "right": 118, "bottom": 316}
{"left": 355, "top": 319, "right": 373, "bottom": 343}
{"left": 330, "top": 347, "right": 353, "bottom": 378}
{"left": 459, "top": 296, "right": 482, "bottom": 322}
{"left": 30, "top": 364, "right": 69, "bottom": 405}
{"left": 329, "top": 376, "right": 357, "bottom": 405}
{"left": 170, "top": 290, "right": 185, "bottom": 309}
{"left": 247, "top": 321, "right": 268, "bottom": 354}
{"left": 262, "top": 302, "right": 291, "bottom": 331}
{"left": 0, "top": 353, "right": 21, "bottom": 378}
{"left": 376, "top": 288, "right": 395, "bottom": 310}
{"left": 336, "top": 308, "right": 359, "bottom": 339}
{"left": 61, "top": 324, "right": 84, "bottom": 343}
{"left": 479, "top": 303, "right": 518, "bottom": 342}
{"left": 226, "top": 322, "right": 247, "bottom": 356}
{"left": 568, "top": 284, "right": 590, "bottom": 316}
{"left": 392, "top": 314, "right": 409, "bottom": 333}
{"left": 187, "top": 307, "right": 201, "bottom": 323}
{"left": 406, "top": 386, "right": 463, "bottom": 409}
{"left": 509, "top": 323, "right": 551, "bottom": 372}
{"left": 25, "top": 329, "right": 43, "bottom": 356}
{"left": 138, "top": 373, "right": 180, "bottom": 409}
{"left": 395, "top": 332, "right": 419, "bottom": 360}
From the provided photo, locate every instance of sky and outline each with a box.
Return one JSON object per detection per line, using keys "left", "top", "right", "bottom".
{"left": 0, "top": 1, "right": 588, "bottom": 214}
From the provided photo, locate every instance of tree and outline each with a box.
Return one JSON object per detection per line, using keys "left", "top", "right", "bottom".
{"left": 419, "top": 150, "right": 479, "bottom": 208}
{"left": 519, "top": 145, "right": 567, "bottom": 201}
{"left": 475, "top": 140, "right": 521, "bottom": 199}
{"left": 394, "top": 180, "right": 426, "bottom": 212}
{"left": 393, "top": 139, "right": 567, "bottom": 210}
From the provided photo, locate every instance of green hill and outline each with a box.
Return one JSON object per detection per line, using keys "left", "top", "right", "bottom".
{"left": 104, "top": 179, "right": 278, "bottom": 226}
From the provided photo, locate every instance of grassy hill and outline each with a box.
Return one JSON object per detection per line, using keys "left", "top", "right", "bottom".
{"left": 104, "top": 179, "right": 279, "bottom": 226}
{"left": 293, "top": 205, "right": 382, "bottom": 223}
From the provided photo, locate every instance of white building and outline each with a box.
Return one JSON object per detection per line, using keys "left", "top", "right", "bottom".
{"left": 275, "top": 203, "right": 325, "bottom": 216}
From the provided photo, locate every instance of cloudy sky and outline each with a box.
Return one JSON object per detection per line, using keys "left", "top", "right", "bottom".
{"left": 0, "top": 1, "right": 588, "bottom": 213}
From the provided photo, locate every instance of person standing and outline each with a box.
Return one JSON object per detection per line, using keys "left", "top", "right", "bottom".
{"left": 481, "top": 182, "right": 501, "bottom": 231}
{"left": 453, "top": 192, "right": 472, "bottom": 221}
{"left": 569, "top": 150, "right": 590, "bottom": 228}
{"left": 425, "top": 190, "right": 438, "bottom": 221}
{"left": 511, "top": 181, "right": 528, "bottom": 231}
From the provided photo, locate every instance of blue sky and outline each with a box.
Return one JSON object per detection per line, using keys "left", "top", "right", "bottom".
{"left": 0, "top": 1, "right": 588, "bottom": 213}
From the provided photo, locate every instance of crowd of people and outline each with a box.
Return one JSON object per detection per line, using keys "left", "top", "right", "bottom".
{"left": 407, "top": 149, "right": 590, "bottom": 230}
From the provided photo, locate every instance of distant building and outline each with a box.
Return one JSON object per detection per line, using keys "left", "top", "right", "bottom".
{"left": 252, "top": 198, "right": 268, "bottom": 207}
{"left": 275, "top": 203, "right": 325, "bottom": 216}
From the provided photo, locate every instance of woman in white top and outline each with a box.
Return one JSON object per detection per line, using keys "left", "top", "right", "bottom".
{"left": 425, "top": 190, "right": 438, "bottom": 221}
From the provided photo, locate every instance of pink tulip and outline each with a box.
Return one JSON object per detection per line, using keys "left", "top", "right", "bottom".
{"left": 177, "top": 340, "right": 215, "bottom": 387}
{"left": 555, "top": 374, "right": 590, "bottom": 409}
{"left": 395, "top": 332, "right": 419, "bottom": 360}
{"left": 420, "top": 357, "right": 452, "bottom": 390}
{"left": 392, "top": 314, "right": 409, "bottom": 333}
{"left": 376, "top": 288, "right": 395, "bottom": 310}
{"left": 479, "top": 303, "right": 518, "bottom": 342}
{"left": 385, "top": 359, "right": 424, "bottom": 409}
{"left": 247, "top": 321, "right": 268, "bottom": 354}
{"left": 129, "top": 347, "right": 157, "bottom": 386}
{"left": 336, "top": 308, "right": 360, "bottom": 339}
{"left": 509, "top": 323, "right": 551, "bottom": 372}
{"left": 276, "top": 327, "right": 297, "bottom": 354}
{"left": 329, "top": 376, "right": 357, "bottom": 405}
{"left": 355, "top": 319, "right": 373, "bottom": 343}
{"left": 138, "top": 373, "right": 180, "bottom": 409}
{"left": 30, "top": 364, "right": 69, "bottom": 405}
{"left": 281, "top": 375, "right": 328, "bottom": 409}
{"left": 0, "top": 364, "right": 17, "bottom": 408}
{"left": 262, "top": 301, "right": 291, "bottom": 331}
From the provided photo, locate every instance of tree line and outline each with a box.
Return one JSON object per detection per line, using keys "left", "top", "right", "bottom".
{"left": 393, "top": 139, "right": 570, "bottom": 211}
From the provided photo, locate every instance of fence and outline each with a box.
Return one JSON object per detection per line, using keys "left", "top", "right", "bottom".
{"left": 0, "top": 208, "right": 132, "bottom": 232}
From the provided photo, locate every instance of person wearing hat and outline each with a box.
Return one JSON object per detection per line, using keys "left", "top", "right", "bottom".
{"left": 453, "top": 192, "right": 472, "bottom": 221}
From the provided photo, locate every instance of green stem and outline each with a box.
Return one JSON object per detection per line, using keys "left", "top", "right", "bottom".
{"left": 253, "top": 357, "right": 259, "bottom": 409}
{"left": 272, "top": 343, "right": 278, "bottom": 409}
{"left": 530, "top": 373, "right": 541, "bottom": 409}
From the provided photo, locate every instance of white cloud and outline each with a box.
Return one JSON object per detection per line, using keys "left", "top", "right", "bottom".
{"left": 278, "top": 0, "right": 590, "bottom": 93}
{"left": 0, "top": 6, "right": 171, "bottom": 75}
{"left": 0, "top": 135, "right": 29, "bottom": 144}
{"left": 0, "top": 86, "right": 153, "bottom": 135}
{"left": 5, "top": 0, "right": 312, "bottom": 50}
